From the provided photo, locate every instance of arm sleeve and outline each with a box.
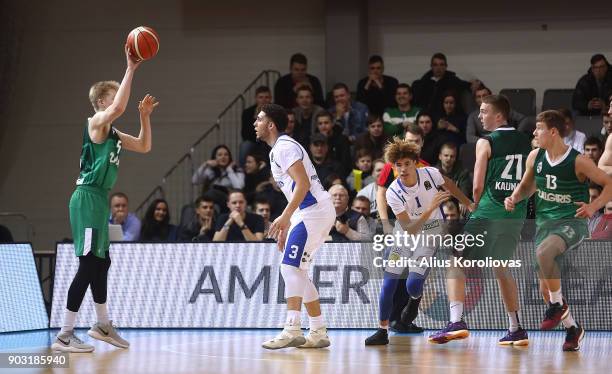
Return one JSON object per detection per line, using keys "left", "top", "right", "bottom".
{"left": 123, "top": 214, "right": 141, "bottom": 241}
{"left": 377, "top": 163, "right": 393, "bottom": 187}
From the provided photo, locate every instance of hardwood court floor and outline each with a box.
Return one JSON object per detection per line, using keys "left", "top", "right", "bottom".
{"left": 1, "top": 329, "right": 610, "bottom": 374}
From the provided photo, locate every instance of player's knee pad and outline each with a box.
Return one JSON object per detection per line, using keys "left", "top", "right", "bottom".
{"left": 281, "top": 264, "right": 309, "bottom": 298}
{"left": 406, "top": 272, "right": 426, "bottom": 299}
{"left": 302, "top": 279, "right": 319, "bottom": 304}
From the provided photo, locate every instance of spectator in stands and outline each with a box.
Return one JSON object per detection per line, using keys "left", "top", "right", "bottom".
{"left": 382, "top": 83, "right": 421, "bottom": 137}
{"left": 285, "top": 111, "right": 296, "bottom": 139}
{"left": 315, "top": 112, "right": 352, "bottom": 174}
{"left": 292, "top": 85, "right": 325, "bottom": 147}
{"left": 354, "top": 114, "right": 387, "bottom": 161}
{"left": 591, "top": 200, "right": 612, "bottom": 239}
{"left": 435, "top": 90, "right": 467, "bottom": 147}
{"left": 329, "top": 185, "right": 371, "bottom": 241}
{"left": 572, "top": 54, "right": 612, "bottom": 116}
{"left": 584, "top": 136, "right": 604, "bottom": 165}
{"left": 178, "top": 196, "right": 216, "bottom": 242}
{"left": 323, "top": 173, "right": 344, "bottom": 191}
{"left": 140, "top": 199, "right": 177, "bottom": 242}
{"left": 442, "top": 200, "right": 460, "bottom": 221}
{"left": 109, "top": 192, "right": 140, "bottom": 241}
{"left": 309, "top": 133, "right": 346, "bottom": 183}
{"left": 352, "top": 195, "right": 377, "bottom": 232}
{"left": 357, "top": 158, "right": 386, "bottom": 217}
{"left": 602, "top": 112, "right": 612, "bottom": 140}
{"left": 213, "top": 190, "right": 265, "bottom": 241}
{"left": 329, "top": 82, "right": 369, "bottom": 141}
{"left": 465, "top": 85, "right": 527, "bottom": 143}
{"left": 412, "top": 53, "right": 478, "bottom": 116}
{"left": 436, "top": 142, "right": 472, "bottom": 200}
{"left": 254, "top": 198, "right": 272, "bottom": 238}
{"left": 0, "top": 224, "right": 13, "bottom": 243}
{"left": 240, "top": 86, "right": 272, "bottom": 165}
{"left": 346, "top": 148, "right": 374, "bottom": 192}
{"left": 274, "top": 53, "right": 324, "bottom": 109}
{"left": 192, "top": 145, "right": 245, "bottom": 194}
{"left": 560, "top": 108, "right": 586, "bottom": 153}
{"left": 254, "top": 176, "right": 288, "bottom": 221}
{"left": 356, "top": 55, "right": 399, "bottom": 116}
{"left": 416, "top": 112, "right": 442, "bottom": 165}
{"left": 587, "top": 183, "right": 604, "bottom": 236}
{"left": 243, "top": 152, "right": 271, "bottom": 204}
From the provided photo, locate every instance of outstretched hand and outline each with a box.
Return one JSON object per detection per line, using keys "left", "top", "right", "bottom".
{"left": 138, "top": 94, "right": 159, "bottom": 116}
{"left": 125, "top": 43, "right": 142, "bottom": 69}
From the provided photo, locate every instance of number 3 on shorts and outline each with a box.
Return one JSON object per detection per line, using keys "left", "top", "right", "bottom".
{"left": 288, "top": 244, "right": 299, "bottom": 259}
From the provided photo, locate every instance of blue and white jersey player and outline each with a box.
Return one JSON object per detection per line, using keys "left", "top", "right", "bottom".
{"left": 254, "top": 103, "right": 336, "bottom": 350}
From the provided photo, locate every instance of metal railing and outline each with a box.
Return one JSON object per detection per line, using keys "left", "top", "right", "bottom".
{"left": 135, "top": 70, "right": 281, "bottom": 221}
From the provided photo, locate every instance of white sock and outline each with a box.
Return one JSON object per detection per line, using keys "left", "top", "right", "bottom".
{"left": 450, "top": 301, "right": 464, "bottom": 323}
{"left": 379, "top": 324, "right": 389, "bottom": 330}
{"left": 94, "top": 302, "right": 110, "bottom": 325}
{"left": 507, "top": 311, "right": 520, "bottom": 332}
{"left": 549, "top": 288, "right": 563, "bottom": 304}
{"left": 60, "top": 309, "right": 78, "bottom": 334}
{"left": 286, "top": 310, "right": 301, "bottom": 327}
{"left": 309, "top": 314, "right": 325, "bottom": 330}
{"left": 562, "top": 310, "right": 577, "bottom": 329}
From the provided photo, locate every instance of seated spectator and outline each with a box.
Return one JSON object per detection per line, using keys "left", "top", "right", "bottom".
{"left": 292, "top": 85, "right": 325, "bottom": 147}
{"left": 254, "top": 198, "right": 272, "bottom": 238}
{"left": 588, "top": 183, "right": 604, "bottom": 236}
{"left": 140, "top": 199, "right": 177, "bottom": 242}
{"left": 243, "top": 152, "right": 271, "bottom": 204}
{"left": 213, "top": 190, "right": 265, "bottom": 241}
{"left": 591, "top": 200, "right": 612, "bottom": 239}
{"left": 274, "top": 53, "right": 324, "bottom": 109}
{"left": 352, "top": 195, "right": 377, "bottom": 232}
{"left": 357, "top": 158, "right": 386, "bottom": 217}
{"left": 323, "top": 173, "right": 344, "bottom": 191}
{"left": 584, "top": 136, "right": 604, "bottom": 165}
{"left": 192, "top": 145, "right": 245, "bottom": 199}
{"left": 329, "top": 83, "right": 369, "bottom": 141}
{"left": 466, "top": 85, "right": 527, "bottom": 143}
{"left": 346, "top": 148, "right": 374, "bottom": 192}
{"left": 0, "top": 224, "right": 13, "bottom": 243}
{"left": 560, "top": 108, "right": 586, "bottom": 153}
{"left": 254, "top": 176, "right": 288, "bottom": 221}
{"left": 435, "top": 142, "right": 472, "bottom": 200}
{"left": 602, "top": 112, "right": 612, "bottom": 141}
{"left": 354, "top": 114, "right": 388, "bottom": 160}
{"left": 572, "top": 54, "right": 612, "bottom": 116}
{"left": 239, "top": 86, "right": 272, "bottom": 165}
{"left": 356, "top": 55, "right": 399, "bottom": 116}
{"left": 412, "top": 53, "right": 478, "bottom": 115}
{"left": 178, "top": 196, "right": 216, "bottom": 242}
{"left": 109, "top": 192, "right": 140, "bottom": 241}
{"left": 285, "top": 111, "right": 297, "bottom": 139}
{"left": 382, "top": 83, "right": 421, "bottom": 137}
{"left": 329, "top": 185, "right": 371, "bottom": 241}
{"left": 435, "top": 90, "right": 467, "bottom": 147}
{"left": 442, "top": 200, "right": 460, "bottom": 220}
{"left": 416, "top": 112, "right": 443, "bottom": 165}
{"left": 311, "top": 112, "right": 352, "bottom": 178}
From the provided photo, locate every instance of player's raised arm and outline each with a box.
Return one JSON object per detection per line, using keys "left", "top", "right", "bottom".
{"left": 396, "top": 191, "right": 451, "bottom": 235}
{"left": 116, "top": 94, "right": 158, "bottom": 153}
{"left": 89, "top": 45, "right": 141, "bottom": 143}
{"left": 441, "top": 176, "right": 475, "bottom": 212}
{"left": 575, "top": 154, "right": 612, "bottom": 217}
{"left": 472, "top": 138, "right": 491, "bottom": 205}
{"left": 505, "top": 148, "right": 538, "bottom": 212}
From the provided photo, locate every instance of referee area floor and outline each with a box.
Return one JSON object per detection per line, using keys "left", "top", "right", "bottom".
{"left": 1, "top": 329, "right": 610, "bottom": 373}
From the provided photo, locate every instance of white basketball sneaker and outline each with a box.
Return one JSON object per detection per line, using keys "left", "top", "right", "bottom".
{"left": 51, "top": 330, "right": 94, "bottom": 353}
{"left": 261, "top": 324, "right": 306, "bottom": 350}
{"left": 298, "top": 327, "right": 331, "bottom": 348}
{"left": 87, "top": 321, "right": 129, "bottom": 348}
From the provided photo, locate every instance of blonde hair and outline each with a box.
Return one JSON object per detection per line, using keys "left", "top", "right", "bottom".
{"left": 384, "top": 137, "right": 420, "bottom": 164}
{"left": 89, "top": 81, "right": 119, "bottom": 111}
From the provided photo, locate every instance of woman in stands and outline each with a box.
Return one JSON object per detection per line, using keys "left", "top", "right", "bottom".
{"left": 140, "top": 199, "right": 177, "bottom": 242}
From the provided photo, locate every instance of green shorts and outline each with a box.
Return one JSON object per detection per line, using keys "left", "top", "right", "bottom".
{"left": 461, "top": 218, "right": 524, "bottom": 260}
{"left": 535, "top": 219, "right": 588, "bottom": 251}
{"left": 69, "top": 185, "right": 110, "bottom": 258}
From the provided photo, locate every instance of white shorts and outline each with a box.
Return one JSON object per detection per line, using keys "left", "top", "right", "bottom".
{"left": 384, "top": 244, "right": 436, "bottom": 276}
{"left": 281, "top": 198, "right": 335, "bottom": 270}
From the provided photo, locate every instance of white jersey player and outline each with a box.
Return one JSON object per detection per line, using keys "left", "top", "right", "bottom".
{"left": 254, "top": 104, "right": 336, "bottom": 350}
{"left": 365, "top": 139, "right": 474, "bottom": 346}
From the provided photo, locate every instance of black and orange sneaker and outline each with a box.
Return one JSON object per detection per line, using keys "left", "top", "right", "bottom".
{"left": 562, "top": 324, "right": 585, "bottom": 351}
{"left": 541, "top": 299, "right": 569, "bottom": 330}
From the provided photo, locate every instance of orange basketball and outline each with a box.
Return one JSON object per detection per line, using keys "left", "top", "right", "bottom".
{"left": 126, "top": 26, "right": 159, "bottom": 62}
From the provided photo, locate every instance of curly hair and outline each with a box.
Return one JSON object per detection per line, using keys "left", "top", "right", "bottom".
{"left": 384, "top": 137, "right": 420, "bottom": 164}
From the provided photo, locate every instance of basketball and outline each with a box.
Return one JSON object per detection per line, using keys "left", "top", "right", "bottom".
{"left": 126, "top": 26, "right": 159, "bottom": 62}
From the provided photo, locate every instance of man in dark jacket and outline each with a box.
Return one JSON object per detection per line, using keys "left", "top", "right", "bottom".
{"left": 356, "top": 55, "right": 399, "bottom": 116}
{"left": 572, "top": 54, "right": 612, "bottom": 116}
{"left": 274, "top": 53, "right": 325, "bottom": 109}
{"left": 412, "top": 53, "right": 476, "bottom": 117}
